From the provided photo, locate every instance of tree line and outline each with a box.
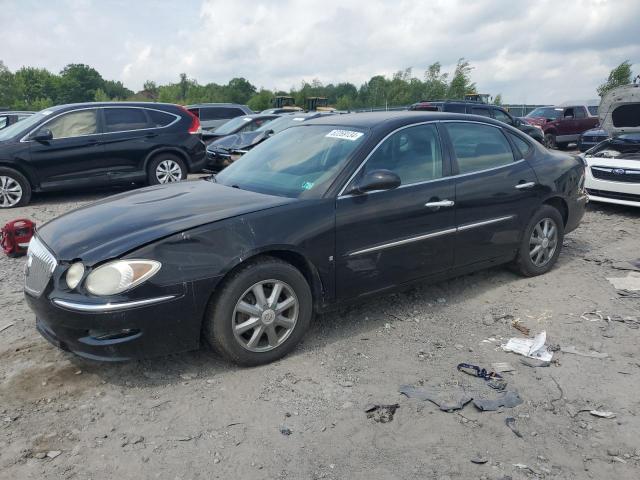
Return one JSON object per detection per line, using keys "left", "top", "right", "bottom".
{"left": 0, "top": 58, "right": 634, "bottom": 112}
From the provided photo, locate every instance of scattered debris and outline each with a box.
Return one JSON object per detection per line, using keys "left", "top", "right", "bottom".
{"left": 590, "top": 410, "right": 616, "bottom": 419}
{"left": 46, "top": 450, "right": 62, "bottom": 459}
{"left": 491, "top": 362, "right": 515, "bottom": 373}
{"left": 611, "top": 260, "right": 640, "bottom": 272}
{"left": 511, "top": 319, "right": 530, "bottom": 336}
{"left": 610, "top": 315, "right": 640, "bottom": 329}
{"left": 457, "top": 363, "right": 506, "bottom": 390}
{"left": 561, "top": 346, "right": 609, "bottom": 359}
{"left": 364, "top": 404, "right": 399, "bottom": 423}
{"left": 279, "top": 426, "right": 292, "bottom": 436}
{"left": 473, "top": 391, "right": 523, "bottom": 411}
{"left": 0, "top": 322, "right": 14, "bottom": 333}
{"left": 580, "top": 311, "right": 604, "bottom": 322}
{"left": 505, "top": 416, "right": 523, "bottom": 438}
{"left": 607, "top": 272, "right": 640, "bottom": 291}
{"left": 470, "top": 456, "right": 488, "bottom": 464}
{"left": 502, "top": 331, "right": 553, "bottom": 362}
{"left": 519, "top": 357, "right": 550, "bottom": 368}
{"left": 399, "top": 385, "right": 472, "bottom": 412}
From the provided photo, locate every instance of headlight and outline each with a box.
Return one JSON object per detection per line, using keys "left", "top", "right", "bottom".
{"left": 65, "top": 262, "right": 85, "bottom": 290}
{"left": 85, "top": 260, "right": 161, "bottom": 296}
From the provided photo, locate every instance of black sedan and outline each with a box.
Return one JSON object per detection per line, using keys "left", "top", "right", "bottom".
{"left": 201, "top": 113, "right": 279, "bottom": 145}
{"left": 24, "top": 112, "right": 587, "bottom": 366}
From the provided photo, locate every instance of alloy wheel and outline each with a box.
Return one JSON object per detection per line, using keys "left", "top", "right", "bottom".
{"left": 155, "top": 160, "right": 183, "bottom": 183}
{"left": 0, "top": 176, "right": 23, "bottom": 208}
{"left": 232, "top": 279, "right": 299, "bottom": 352}
{"left": 529, "top": 217, "right": 558, "bottom": 267}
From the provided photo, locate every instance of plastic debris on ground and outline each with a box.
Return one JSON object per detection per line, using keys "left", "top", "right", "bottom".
{"left": 505, "top": 416, "right": 523, "bottom": 438}
{"left": 590, "top": 410, "right": 616, "bottom": 419}
{"left": 0, "top": 322, "right": 14, "bottom": 333}
{"left": 456, "top": 363, "right": 507, "bottom": 390}
{"left": 607, "top": 272, "right": 640, "bottom": 291}
{"left": 491, "top": 362, "right": 515, "bottom": 373}
{"left": 511, "top": 319, "right": 530, "bottom": 336}
{"left": 501, "top": 331, "right": 553, "bottom": 362}
{"left": 399, "top": 385, "right": 472, "bottom": 412}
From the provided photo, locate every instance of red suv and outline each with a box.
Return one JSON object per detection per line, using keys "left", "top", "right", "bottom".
{"left": 523, "top": 105, "right": 598, "bottom": 149}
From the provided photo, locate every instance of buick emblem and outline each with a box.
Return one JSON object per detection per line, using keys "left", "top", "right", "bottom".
{"left": 613, "top": 168, "right": 626, "bottom": 175}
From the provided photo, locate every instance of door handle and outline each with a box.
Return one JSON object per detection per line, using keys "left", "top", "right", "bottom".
{"left": 515, "top": 182, "right": 536, "bottom": 190}
{"left": 425, "top": 199, "right": 455, "bottom": 208}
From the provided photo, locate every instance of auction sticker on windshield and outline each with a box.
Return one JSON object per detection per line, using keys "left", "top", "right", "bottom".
{"left": 325, "top": 129, "right": 364, "bottom": 141}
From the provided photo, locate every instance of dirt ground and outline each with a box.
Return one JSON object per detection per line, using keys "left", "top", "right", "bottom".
{"left": 1, "top": 178, "right": 639, "bottom": 480}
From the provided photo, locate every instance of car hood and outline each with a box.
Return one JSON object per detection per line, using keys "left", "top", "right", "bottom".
{"left": 599, "top": 83, "right": 640, "bottom": 136}
{"left": 208, "top": 131, "right": 268, "bottom": 152}
{"left": 582, "top": 127, "right": 607, "bottom": 136}
{"left": 585, "top": 135, "right": 640, "bottom": 159}
{"left": 38, "top": 180, "right": 295, "bottom": 264}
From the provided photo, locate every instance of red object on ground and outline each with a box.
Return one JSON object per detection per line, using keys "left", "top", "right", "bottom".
{"left": 1, "top": 219, "right": 36, "bottom": 257}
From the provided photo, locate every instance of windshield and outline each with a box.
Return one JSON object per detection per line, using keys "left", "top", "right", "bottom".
{"left": 216, "top": 125, "right": 367, "bottom": 198}
{"left": 0, "top": 109, "right": 53, "bottom": 141}
{"left": 255, "top": 115, "right": 307, "bottom": 134}
{"left": 588, "top": 106, "right": 598, "bottom": 115}
{"left": 213, "top": 116, "right": 254, "bottom": 135}
{"left": 526, "top": 107, "right": 562, "bottom": 119}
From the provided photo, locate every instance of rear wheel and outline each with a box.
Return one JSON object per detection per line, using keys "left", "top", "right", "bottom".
{"left": 203, "top": 257, "right": 312, "bottom": 366}
{"left": 147, "top": 154, "right": 187, "bottom": 185}
{"left": 0, "top": 167, "right": 31, "bottom": 208}
{"left": 513, "top": 205, "right": 564, "bottom": 277}
{"left": 543, "top": 133, "right": 557, "bottom": 149}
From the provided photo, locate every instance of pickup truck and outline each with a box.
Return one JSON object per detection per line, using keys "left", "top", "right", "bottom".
{"left": 523, "top": 105, "right": 598, "bottom": 149}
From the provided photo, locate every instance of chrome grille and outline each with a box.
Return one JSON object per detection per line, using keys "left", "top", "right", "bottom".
{"left": 591, "top": 166, "right": 640, "bottom": 183}
{"left": 24, "top": 236, "right": 57, "bottom": 297}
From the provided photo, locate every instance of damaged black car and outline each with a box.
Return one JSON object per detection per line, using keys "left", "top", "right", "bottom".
{"left": 25, "top": 112, "right": 586, "bottom": 366}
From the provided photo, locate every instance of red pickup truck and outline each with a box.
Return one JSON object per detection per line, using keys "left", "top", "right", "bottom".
{"left": 523, "top": 105, "right": 599, "bottom": 149}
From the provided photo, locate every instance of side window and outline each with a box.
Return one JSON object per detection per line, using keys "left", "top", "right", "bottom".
{"left": 507, "top": 131, "right": 533, "bottom": 158}
{"left": 445, "top": 104, "right": 466, "bottom": 113}
{"left": 241, "top": 118, "right": 272, "bottom": 133}
{"left": 199, "top": 108, "right": 219, "bottom": 121}
{"left": 563, "top": 107, "right": 575, "bottom": 118}
{"left": 471, "top": 107, "right": 491, "bottom": 118}
{"left": 588, "top": 106, "right": 598, "bottom": 116}
{"left": 225, "top": 108, "right": 245, "bottom": 118}
{"left": 0, "top": 116, "right": 7, "bottom": 129}
{"left": 147, "top": 109, "right": 176, "bottom": 127}
{"left": 574, "top": 107, "right": 587, "bottom": 119}
{"left": 492, "top": 109, "right": 513, "bottom": 125}
{"left": 42, "top": 110, "right": 98, "bottom": 139}
{"left": 104, "top": 108, "right": 149, "bottom": 133}
{"left": 444, "top": 122, "right": 515, "bottom": 174}
{"left": 362, "top": 124, "right": 443, "bottom": 185}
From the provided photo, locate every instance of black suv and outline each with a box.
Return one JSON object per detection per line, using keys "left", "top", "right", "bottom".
{"left": 409, "top": 100, "right": 544, "bottom": 143}
{"left": 0, "top": 102, "right": 206, "bottom": 208}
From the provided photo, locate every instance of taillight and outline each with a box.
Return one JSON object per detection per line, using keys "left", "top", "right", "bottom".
{"left": 179, "top": 106, "right": 202, "bottom": 134}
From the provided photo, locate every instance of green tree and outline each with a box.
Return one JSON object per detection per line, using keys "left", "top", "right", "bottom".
{"left": 447, "top": 58, "right": 475, "bottom": 99}
{"left": 493, "top": 94, "right": 503, "bottom": 105}
{"left": 103, "top": 80, "right": 133, "bottom": 100}
{"left": 423, "top": 62, "right": 448, "bottom": 100}
{"left": 13, "top": 67, "right": 58, "bottom": 109}
{"left": 225, "top": 77, "right": 256, "bottom": 104}
{"left": 58, "top": 63, "right": 104, "bottom": 103}
{"left": 94, "top": 88, "right": 109, "bottom": 102}
{"left": 0, "top": 61, "right": 16, "bottom": 108}
{"left": 597, "top": 60, "right": 633, "bottom": 97}
{"left": 247, "top": 89, "right": 273, "bottom": 111}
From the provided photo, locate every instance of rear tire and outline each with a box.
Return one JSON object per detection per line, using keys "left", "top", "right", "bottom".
{"left": 0, "top": 167, "right": 31, "bottom": 208}
{"left": 513, "top": 205, "right": 564, "bottom": 277}
{"left": 543, "top": 133, "right": 557, "bottom": 150}
{"left": 147, "top": 154, "right": 187, "bottom": 185}
{"left": 203, "top": 257, "right": 313, "bottom": 366}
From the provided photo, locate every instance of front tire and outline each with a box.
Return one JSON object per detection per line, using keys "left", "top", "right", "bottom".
{"left": 513, "top": 205, "right": 564, "bottom": 277}
{"left": 147, "top": 154, "right": 187, "bottom": 185}
{"left": 203, "top": 257, "right": 313, "bottom": 366}
{"left": 0, "top": 167, "right": 31, "bottom": 208}
{"left": 543, "top": 133, "right": 557, "bottom": 150}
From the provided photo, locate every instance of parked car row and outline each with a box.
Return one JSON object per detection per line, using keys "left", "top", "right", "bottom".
{"left": 0, "top": 111, "right": 34, "bottom": 130}
{"left": 522, "top": 102, "right": 600, "bottom": 150}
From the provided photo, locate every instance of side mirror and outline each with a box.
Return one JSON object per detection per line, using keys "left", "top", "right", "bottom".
{"left": 349, "top": 169, "right": 401, "bottom": 194}
{"left": 264, "top": 129, "right": 275, "bottom": 137}
{"left": 32, "top": 129, "right": 53, "bottom": 142}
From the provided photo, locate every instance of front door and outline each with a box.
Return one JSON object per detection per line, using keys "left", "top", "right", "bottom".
{"left": 335, "top": 123, "right": 456, "bottom": 300}
{"left": 441, "top": 121, "right": 540, "bottom": 266}
{"left": 28, "top": 108, "right": 107, "bottom": 189}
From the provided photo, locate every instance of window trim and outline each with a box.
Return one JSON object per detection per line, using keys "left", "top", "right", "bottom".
{"left": 337, "top": 121, "right": 448, "bottom": 197}
{"left": 20, "top": 106, "right": 180, "bottom": 142}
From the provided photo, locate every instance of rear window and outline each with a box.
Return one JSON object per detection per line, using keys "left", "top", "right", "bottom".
{"left": 444, "top": 122, "right": 515, "bottom": 174}
{"left": 470, "top": 107, "right": 491, "bottom": 117}
{"left": 200, "top": 107, "right": 245, "bottom": 121}
{"left": 612, "top": 104, "right": 640, "bottom": 128}
{"left": 444, "top": 104, "right": 466, "bottom": 114}
{"left": 147, "top": 109, "right": 176, "bottom": 127}
{"left": 104, "top": 108, "right": 149, "bottom": 132}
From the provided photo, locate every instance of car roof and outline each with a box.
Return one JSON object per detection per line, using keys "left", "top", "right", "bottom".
{"left": 0, "top": 111, "right": 35, "bottom": 115}
{"left": 303, "top": 111, "right": 509, "bottom": 130}
{"left": 186, "top": 103, "right": 250, "bottom": 108}
{"left": 38, "top": 102, "right": 183, "bottom": 113}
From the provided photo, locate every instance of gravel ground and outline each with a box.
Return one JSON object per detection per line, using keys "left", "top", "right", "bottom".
{"left": 1, "top": 178, "right": 640, "bottom": 480}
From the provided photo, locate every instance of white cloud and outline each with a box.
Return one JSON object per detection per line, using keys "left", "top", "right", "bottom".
{"left": 2, "top": 0, "right": 639, "bottom": 103}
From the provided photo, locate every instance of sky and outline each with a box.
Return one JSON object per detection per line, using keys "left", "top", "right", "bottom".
{"left": 1, "top": 0, "right": 639, "bottom": 104}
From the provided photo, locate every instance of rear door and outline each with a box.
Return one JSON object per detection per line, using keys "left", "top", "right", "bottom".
{"left": 27, "top": 108, "right": 107, "bottom": 189}
{"left": 441, "top": 121, "right": 539, "bottom": 266}
{"left": 100, "top": 107, "right": 169, "bottom": 183}
{"left": 335, "top": 123, "right": 456, "bottom": 300}
{"left": 573, "top": 106, "right": 598, "bottom": 133}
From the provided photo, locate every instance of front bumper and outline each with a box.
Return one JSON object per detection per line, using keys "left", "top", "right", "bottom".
{"left": 25, "top": 286, "right": 205, "bottom": 361}
{"left": 585, "top": 166, "right": 640, "bottom": 207}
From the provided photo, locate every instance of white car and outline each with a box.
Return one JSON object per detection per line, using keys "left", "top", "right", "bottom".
{"left": 584, "top": 83, "right": 640, "bottom": 207}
